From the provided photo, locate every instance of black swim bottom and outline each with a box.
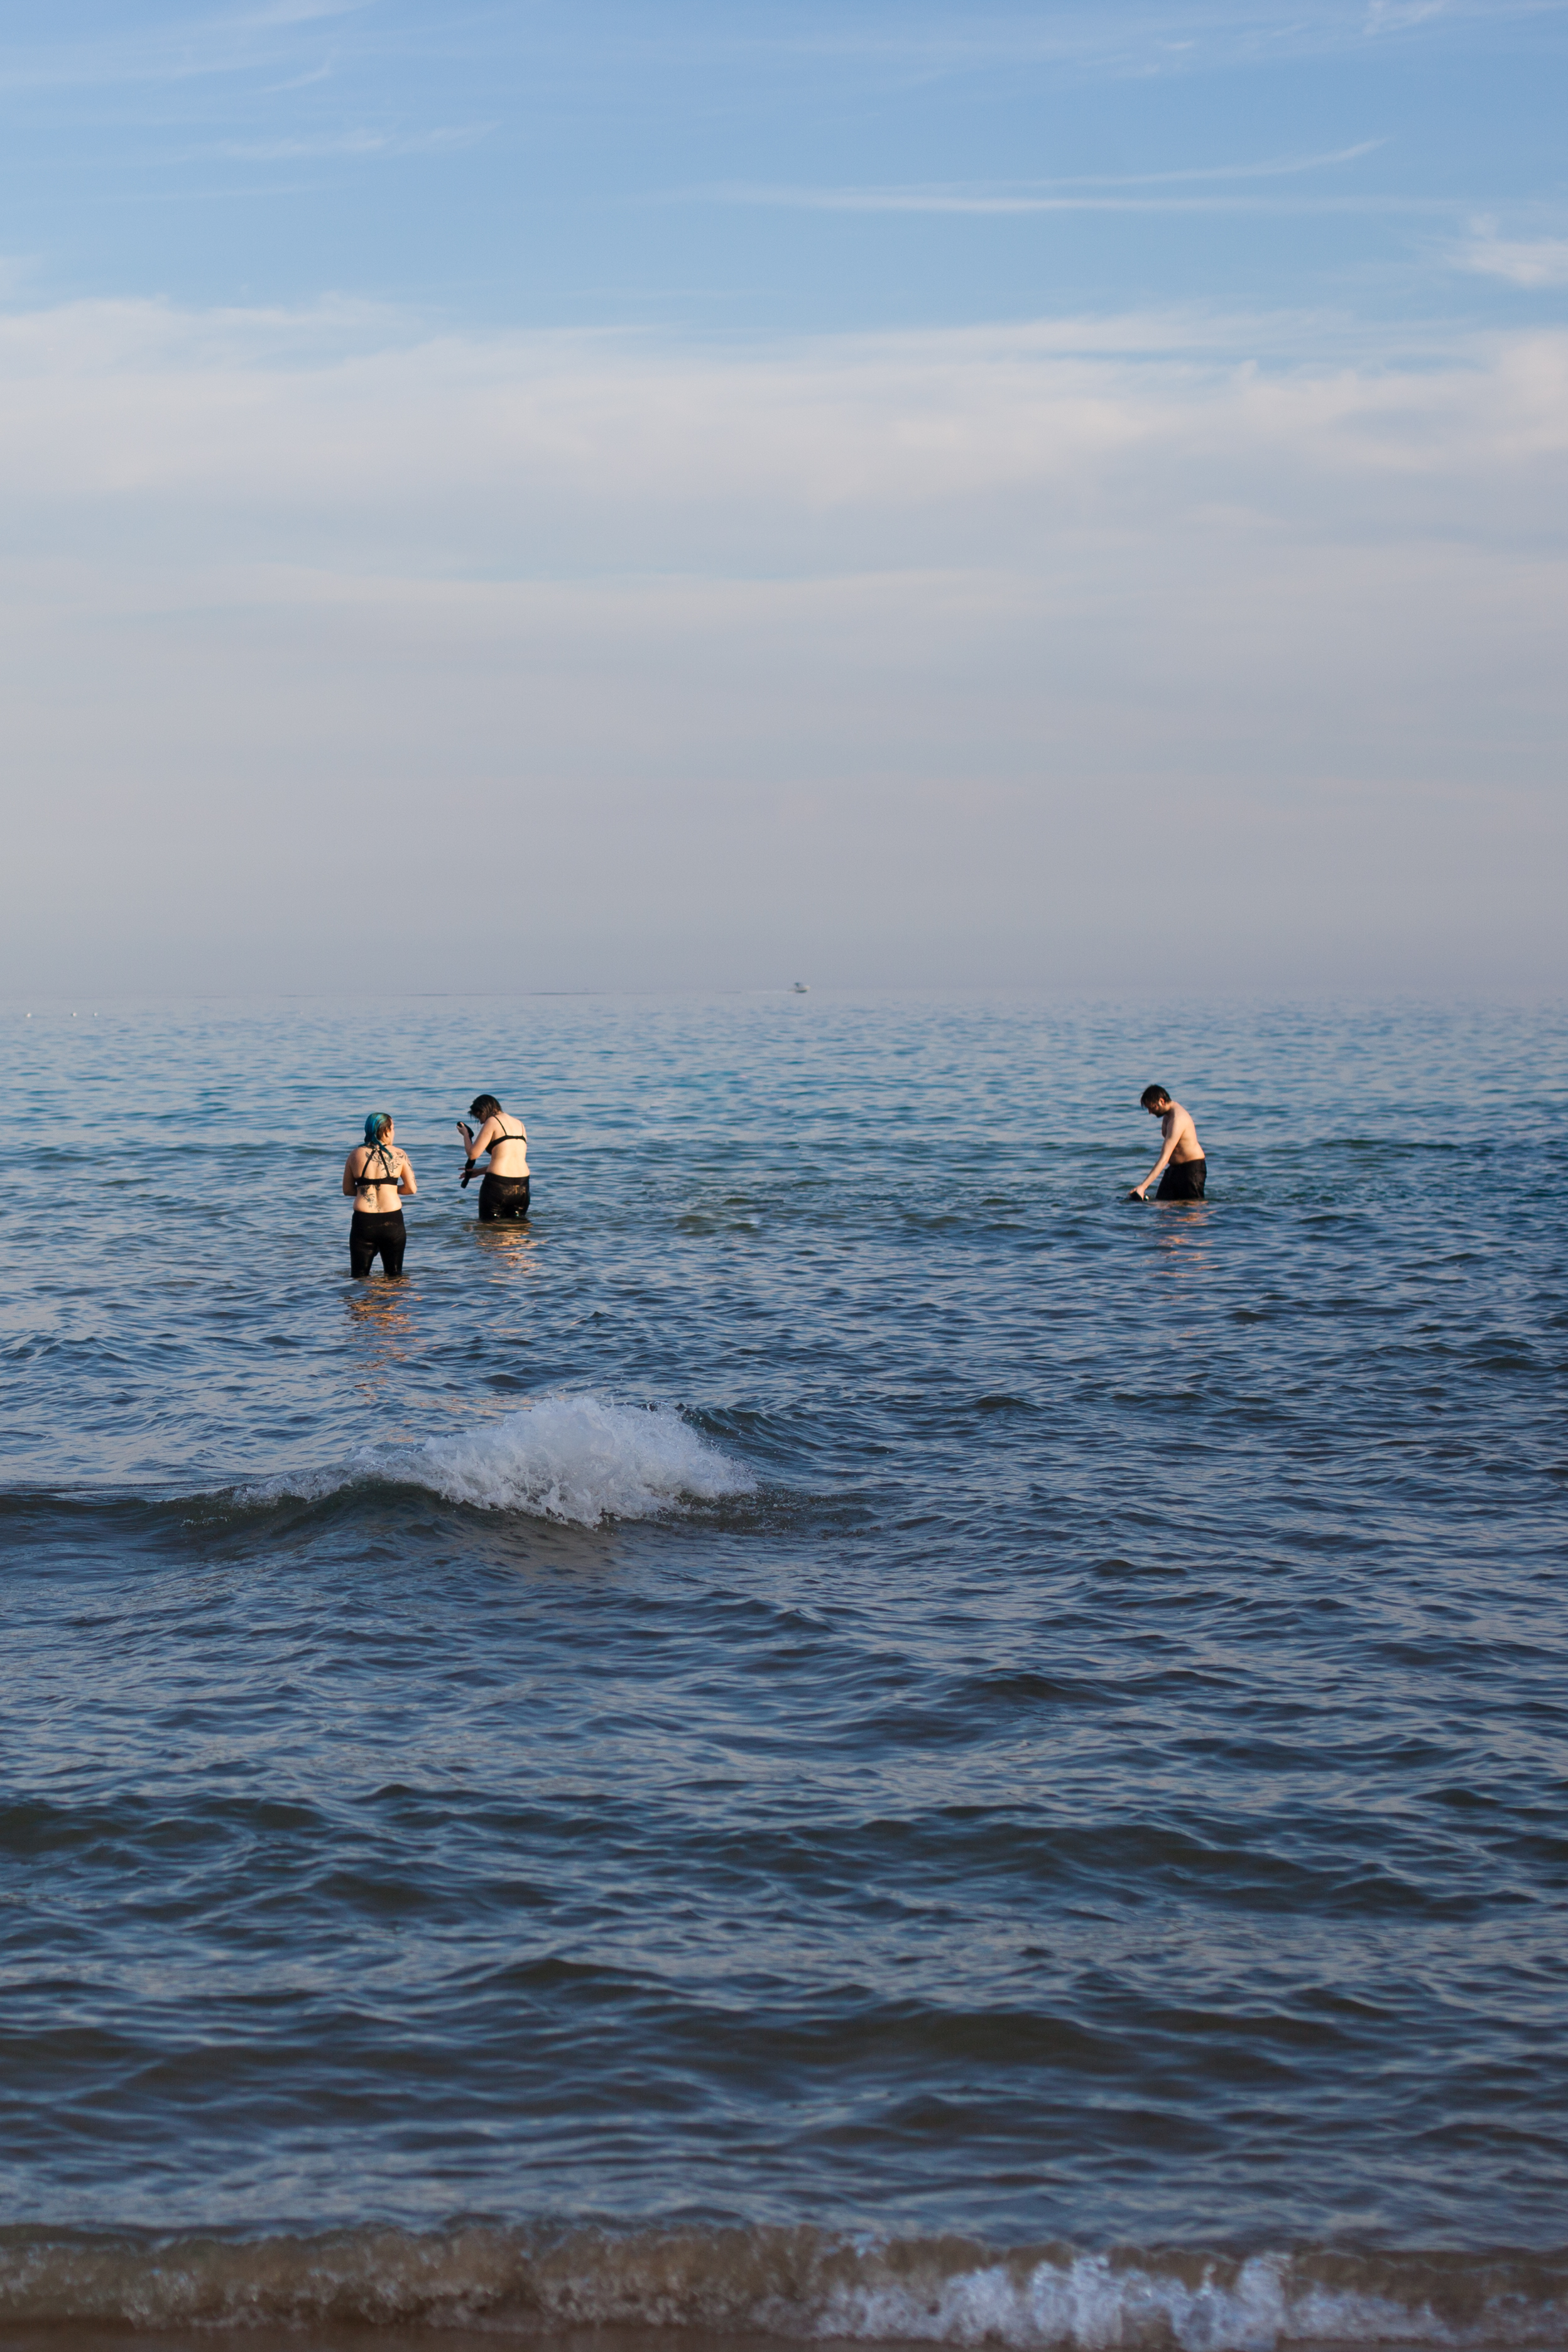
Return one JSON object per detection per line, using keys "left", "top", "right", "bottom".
{"left": 479, "top": 1173, "right": 531, "bottom": 1222}
{"left": 350, "top": 1208, "right": 407, "bottom": 1275}
{"left": 1157, "top": 1158, "right": 1207, "bottom": 1200}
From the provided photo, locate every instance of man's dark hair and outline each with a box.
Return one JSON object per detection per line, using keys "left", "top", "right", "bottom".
{"left": 470, "top": 1093, "right": 502, "bottom": 1120}
{"left": 1140, "top": 1084, "right": 1171, "bottom": 1109}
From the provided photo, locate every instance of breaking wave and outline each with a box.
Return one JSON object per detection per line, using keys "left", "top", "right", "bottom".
{"left": 240, "top": 1393, "right": 755, "bottom": 1527}
{"left": 0, "top": 2224, "right": 1564, "bottom": 2345}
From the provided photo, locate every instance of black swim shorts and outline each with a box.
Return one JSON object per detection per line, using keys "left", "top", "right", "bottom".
{"left": 1157, "top": 1158, "right": 1207, "bottom": 1200}
{"left": 478, "top": 1173, "right": 531, "bottom": 1222}
{"left": 350, "top": 1208, "right": 407, "bottom": 1275}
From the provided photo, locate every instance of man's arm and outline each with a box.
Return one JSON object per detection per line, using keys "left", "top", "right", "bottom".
{"left": 1130, "top": 1116, "right": 1182, "bottom": 1200}
{"left": 1131, "top": 1108, "right": 1199, "bottom": 1198}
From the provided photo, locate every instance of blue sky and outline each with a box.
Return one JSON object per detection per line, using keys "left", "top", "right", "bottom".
{"left": 4, "top": 1, "right": 1567, "bottom": 330}
{"left": 2, "top": 3, "right": 1565, "bottom": 993}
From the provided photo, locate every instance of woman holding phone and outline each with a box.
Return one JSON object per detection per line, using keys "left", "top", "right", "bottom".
{"left": 457, "top": 1093, "right": 530, "bottom": 1222}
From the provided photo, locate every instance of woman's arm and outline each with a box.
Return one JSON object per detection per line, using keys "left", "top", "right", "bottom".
{"left": 457, "top": 1116, "right": 501, "bottom": 1182}
{"left": 399, "top": 1153, "right": 418, "bottom": 1196}
{"left": 343, "top": 1150, "right": 364, "bottom": 1197}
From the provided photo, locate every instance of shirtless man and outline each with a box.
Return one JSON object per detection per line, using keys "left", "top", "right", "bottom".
{"left": 1128, "top": 1085, "right": 1207, "bottom": 1200}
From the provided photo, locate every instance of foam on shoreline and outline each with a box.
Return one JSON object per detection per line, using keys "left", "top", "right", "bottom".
{"left": 1, "top": 2225, "right": 1563, "bottom": 2346}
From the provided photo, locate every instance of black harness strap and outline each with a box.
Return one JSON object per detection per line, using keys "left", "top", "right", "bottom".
{"left": 357, "top": 1140, "right": 399, "bottom": 1192}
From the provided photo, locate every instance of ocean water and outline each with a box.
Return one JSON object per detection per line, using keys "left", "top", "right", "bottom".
{"left": 3, "top": 993, "right": 1566, "bottom": 2349}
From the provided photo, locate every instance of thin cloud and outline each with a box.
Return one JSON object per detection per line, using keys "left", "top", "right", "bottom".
{"left": 238, "top": 0, "right": 369, "bottom": 23}
{"left": 702, "top": 191, "right": 1410, "bottom": 217}
{"left": 3, "top": 295, "right": 1562, "bottom": 519}
{"left": 689, "top": 141, "right": 1390, "bottom": 217}
{"left": 215, "top": 123, "right": 491, "bottom": 160}
{"left": 695, "top": 0, "right": 1567, "bottom": 81}
{"left": 1457, "top": 222, "right": 1568, "bottom": 287}
{"left": 257, "top": 60, "right": 338, "bottom": 94}
{"left": 1048, "top": 139, "right": 1388, "bottom": 185}
{"left": 1358, "top": 0, "right": 1563, "bottom": 27}
{"left": 0, "top": 0, "right": 373, "bottom": 92}
{"left": 1364, "top": 0, "right": 1452, "bottom": 27}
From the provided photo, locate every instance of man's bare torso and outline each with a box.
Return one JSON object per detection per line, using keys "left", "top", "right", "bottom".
{"left": 1162, "top": 1101, "right": 1204, "bottom": 1163}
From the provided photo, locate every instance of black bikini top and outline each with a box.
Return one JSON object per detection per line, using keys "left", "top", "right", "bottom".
{"left": 356, "top": 1141, "right": 401, "bottom": 1192}
{"left": 460, "top": 1118, "right": 525, "bottom": 1186}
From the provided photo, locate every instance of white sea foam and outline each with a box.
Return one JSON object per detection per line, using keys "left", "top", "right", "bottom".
{"left": 804, "top": 2253, "right": 1456, "bottom": 2349}
{"left": 0, "top": 2227, "right": 1561, "bottom": 2344}
{"left": 406, "top": 1393, "right": 754, "bottom": 1524}
{"left": 238, "top": 1393, "right": 754, "bottom": 1527}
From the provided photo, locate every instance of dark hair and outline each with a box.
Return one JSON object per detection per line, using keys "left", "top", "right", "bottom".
{"left": 1140, "top": 1084, "right": 1171, "bottom": 1109}
{"left": 469, "top": 1094, "right": 501, "bottom": 1121}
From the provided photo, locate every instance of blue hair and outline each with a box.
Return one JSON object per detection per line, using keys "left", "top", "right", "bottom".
{"left": 364, "top": 1112, "right": 392, "bottom": 1145}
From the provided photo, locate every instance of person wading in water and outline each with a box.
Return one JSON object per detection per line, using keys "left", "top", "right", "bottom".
{"left": 1128, "top": 1086, "right": 1207, "bottom": 1200}
{"left": 457, "top": 1094, "right": 531, "bottom": 1222}
{"left": 343, "top": 1112, "right": 417, "bottom": 1274}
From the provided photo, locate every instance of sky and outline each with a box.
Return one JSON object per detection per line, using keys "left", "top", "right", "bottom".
{"left": 2, "top": 0, "right": 1565, "bottom": 994}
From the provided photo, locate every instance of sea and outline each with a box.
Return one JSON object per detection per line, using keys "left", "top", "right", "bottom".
{"left": 3, "top": 992, "right": 1565, "bottom": 2352}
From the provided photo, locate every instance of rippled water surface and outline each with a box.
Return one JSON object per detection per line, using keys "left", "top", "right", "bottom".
{"left": 3, "top": 994, "right": 1565, "bottom": 2343}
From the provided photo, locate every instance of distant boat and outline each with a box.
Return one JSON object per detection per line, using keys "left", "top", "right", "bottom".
{"left": 792, "top": 982, "right": 809, "bottom": 993}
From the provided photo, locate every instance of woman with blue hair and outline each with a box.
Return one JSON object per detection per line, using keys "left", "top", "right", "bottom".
{"left": 342, "top": 1112, "right": 417, "bottom": 1276}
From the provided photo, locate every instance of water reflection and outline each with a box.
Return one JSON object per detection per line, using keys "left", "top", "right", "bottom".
{"left": 469, "top": 1220, "right": 544, "bottom": 1285}
{"left": 344, "top": 1282, "right": 417, "bottom": 1392}
{"left": 1154, "top": 1202, "right": 1215, "bottom": 1279}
